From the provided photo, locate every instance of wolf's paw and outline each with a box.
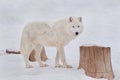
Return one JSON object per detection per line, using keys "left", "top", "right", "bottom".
{"left": 26, "top": 65, "right": 33, "bottom": 68}
{"left": 40, "top": 63, "right": 49, "bottom": 67}
{"left": 55, "top": 64, "right": 63, "bottom": 68}
{"left": 62, "top": 64, "right": 72, "bottom": 68}
{"left": 41, "top": 57, "right": 48, "bottom": 61}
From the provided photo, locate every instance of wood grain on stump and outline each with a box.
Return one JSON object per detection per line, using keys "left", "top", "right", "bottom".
{"left": 78, "top": 46, "right": 114, "bottom": 80}
{"left": 29, "top": 47, "right": 48, "bottom": 62}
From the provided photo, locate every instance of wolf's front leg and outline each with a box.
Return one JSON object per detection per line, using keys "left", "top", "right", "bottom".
{"left": 57, "top": 46, "right": 72, "bottom": 68}
{"left": 55, "top": 51, "right": 62, "bottom": 68}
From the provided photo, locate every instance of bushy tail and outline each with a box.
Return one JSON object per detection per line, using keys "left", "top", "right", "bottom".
{"left": 20, "top": 37, "right": 25, "bottom": 54}
{"left": 20, "top": 30, "right": 27, "bottom": 54}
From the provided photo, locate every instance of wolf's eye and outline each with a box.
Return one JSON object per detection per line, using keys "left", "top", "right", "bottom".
{"left": 72, "top": 26, "right": 75, "bottom": 28}
{"left": 78, "top": 26, "right": 80, "bottom": 28}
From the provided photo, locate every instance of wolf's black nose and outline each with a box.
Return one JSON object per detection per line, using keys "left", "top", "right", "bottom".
{"left": 75, "top": 32, "right": 79, "bottom": 35}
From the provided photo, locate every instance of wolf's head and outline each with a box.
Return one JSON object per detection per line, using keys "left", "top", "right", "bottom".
{"left": 65, "top": 17, "right": 83, "bottom": 38}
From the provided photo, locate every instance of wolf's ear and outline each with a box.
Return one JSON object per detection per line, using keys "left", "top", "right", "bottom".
{"left": 78, "top": 17, "right": 82, "bottom": 22}
{"left": 69, "top": 17, "right": 73, "bottom": 22}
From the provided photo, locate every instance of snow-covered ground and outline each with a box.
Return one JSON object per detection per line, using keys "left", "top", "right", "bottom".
{"left": 0, "top": 0, "right": 120, "bottom": 80}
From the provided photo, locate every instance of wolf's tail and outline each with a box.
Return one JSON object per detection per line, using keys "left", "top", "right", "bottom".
{"left": 20, "top": 36, "right": 25, "bottom": 54}
{"left": 20, "top": 30, "right": 27, "bottom": 54}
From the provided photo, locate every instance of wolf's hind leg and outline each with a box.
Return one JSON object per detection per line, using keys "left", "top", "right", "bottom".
{"left": 24, "top": 45, "right": 33, "bottom": 68}
{"left": 34, "top": 45, "right": 48, "bottom": 67}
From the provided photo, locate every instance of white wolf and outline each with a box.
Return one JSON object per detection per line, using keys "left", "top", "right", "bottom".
{"left": 21, "top": 17, "right": 83, "bottom": 68}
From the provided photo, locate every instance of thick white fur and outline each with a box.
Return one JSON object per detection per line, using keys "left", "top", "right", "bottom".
{"left": 20, "top": 17, "right": 83, "bottom": 68}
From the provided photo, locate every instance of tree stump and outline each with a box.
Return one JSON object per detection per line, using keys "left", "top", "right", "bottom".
{"left": 78, "top": 45, "right": 114, "bottom": 80}
{"left": 29, "top": 47, "right": 48, "bottom": 62}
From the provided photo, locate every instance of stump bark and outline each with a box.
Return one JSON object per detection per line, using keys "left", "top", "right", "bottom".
{"left": 29, "top": 47, "right": 48, "bottom": 61}
{"left": 78, "top": 46, "right": 114, "bottom": 80}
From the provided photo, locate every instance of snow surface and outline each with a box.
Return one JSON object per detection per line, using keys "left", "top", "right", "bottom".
{"left": 0, "top": 0, "right": 120, "bottom": 80}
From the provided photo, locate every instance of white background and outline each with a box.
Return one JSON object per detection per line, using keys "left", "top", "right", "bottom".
{"left": 0, "top": 0, "right": 120, "bottom": 80}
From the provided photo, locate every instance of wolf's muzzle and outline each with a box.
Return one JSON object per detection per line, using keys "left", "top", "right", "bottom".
{"left": 75, "top": 32, "right": 79, "bottom": 35}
